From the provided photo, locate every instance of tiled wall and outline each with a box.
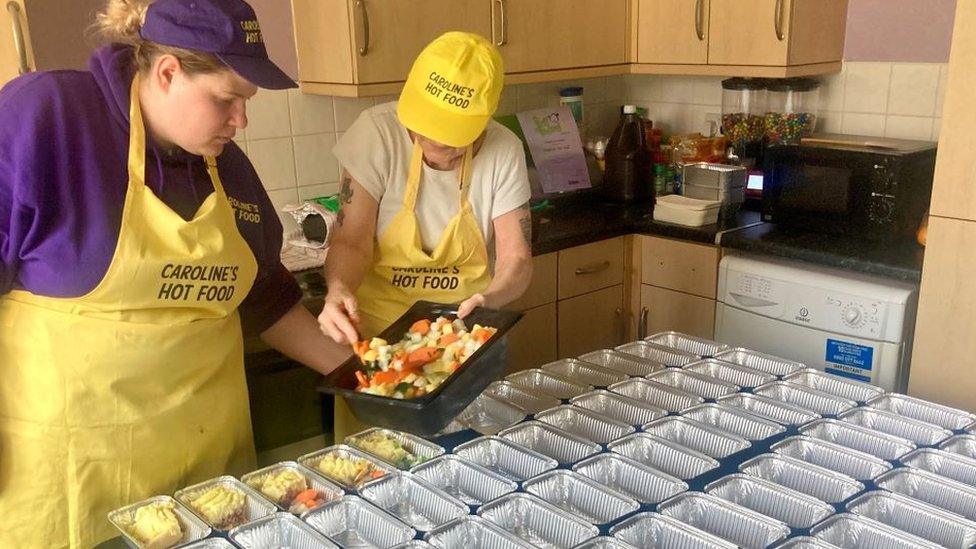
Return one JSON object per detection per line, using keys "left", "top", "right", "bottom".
{"left": 626, "top": 61, "right": 947, "bottom": 143}
{"left": 236, "top": 77, "right": 626, "bottom": 232}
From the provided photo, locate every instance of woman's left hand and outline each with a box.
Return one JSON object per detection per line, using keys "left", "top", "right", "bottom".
{"left": 457, "top": 293, "right": 486, "bottom": 319}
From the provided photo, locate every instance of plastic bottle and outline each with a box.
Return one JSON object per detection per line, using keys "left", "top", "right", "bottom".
{"left": 654, "top": 164, "right": 667, "bottom": 197}
{"left": 602, "top": 105, "right": 652, "bottom": 202}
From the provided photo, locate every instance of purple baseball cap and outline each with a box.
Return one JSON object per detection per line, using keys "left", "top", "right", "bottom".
{"left": 140, "top": 0, "right": 296, "bottom": 89}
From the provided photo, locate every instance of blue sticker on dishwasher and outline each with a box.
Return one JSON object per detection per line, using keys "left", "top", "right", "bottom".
{"left": 825, "top": 339, "right": 874, "bottom": 382}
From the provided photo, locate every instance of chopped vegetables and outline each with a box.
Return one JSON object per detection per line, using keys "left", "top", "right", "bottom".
{"left": 353, "top": 431, "right": 424, "bottom": 468}
{"left": 352, "top": 316, "right": 497, "bottom": 399}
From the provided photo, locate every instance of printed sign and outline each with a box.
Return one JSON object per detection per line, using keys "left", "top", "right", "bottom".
{"left": 825, "top": 338, "right": 874, "bottom": 383}
{"left": 516, "top": 106, "right": 591, "bottom": 194}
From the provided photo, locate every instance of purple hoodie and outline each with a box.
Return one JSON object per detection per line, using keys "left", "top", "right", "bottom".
{"left": 0, "top": 44, "right": 300, "bottom": 335}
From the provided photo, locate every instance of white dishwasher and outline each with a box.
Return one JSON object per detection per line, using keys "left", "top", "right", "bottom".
{"left": 714, "top": 253, "right": 918, "bottom": 392}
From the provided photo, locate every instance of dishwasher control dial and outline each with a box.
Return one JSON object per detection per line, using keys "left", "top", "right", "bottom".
{"left": 842, "top": 305, "right": 865, "bottom": 327}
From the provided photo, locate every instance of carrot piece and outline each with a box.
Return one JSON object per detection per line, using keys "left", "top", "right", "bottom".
{"left": 370, "top": 469, "right": 385, "bottom": 479}
{"left": 438, "top": 333, "right": 460, "bottom": 346}
{"left": 471, "top": 329, "right": 493, "bottom": 343}
{"left": 447, "top": 361, "right": 461, "bottom": 372}
{"left": 370, "top": 369, "right": 401, "bottom": 386}
{"left": 354, "top": 371, "right": 369, "bottom": 388}
{"left": 294, "top": 489, "right": 318, "bottom": 503}
{"left": 409, "top": 319, "right": 432, "bottom": 335}
{"left": 405, "top": 347, "right": 443, "bottom": 369}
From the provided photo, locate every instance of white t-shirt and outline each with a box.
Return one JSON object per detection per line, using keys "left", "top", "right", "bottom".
{"left": 332, "top": 102, "right": 530, "bottom": 253}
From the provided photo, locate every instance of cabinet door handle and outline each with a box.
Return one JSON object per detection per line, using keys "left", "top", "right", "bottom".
{"left": 6, "top": 1, "right": 29, "bottom": 74}
{"left": 694, "top": 0, "right": 705, "bottom": 41}
{"left": 355, "top": 0, "right": 370, "bottom": 56}
{"left": 773, "top": 0, "right": 786, "bottom": 41}
{"left": 638, "top": 307, "right": 648, "bottom": 339}
{"left": 574, "top": 261, "right": 611, "bottom": 276}
{"left": 493, "top": 0, "right": 507, "bottom": 46}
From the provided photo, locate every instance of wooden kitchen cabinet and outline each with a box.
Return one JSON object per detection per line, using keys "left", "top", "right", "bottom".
{"left": 509, "top": 253, "right": 557, "bottom": 311}
{"left": 1, "top": 0, "right": 102, "bottom": 86}
{"left": 505, "top": 303, "right": 558, "bottom": 373}
{"left": 635, "top": 0, "right": 709, "bottom": 65}
{"left": 641, "top": 235, "right": 719, "bottom": 299}
{"left": 558, "top": 285, "right": 626, "bottom": 359}
{"left": 639, "top": 284, "right": 716, "bottom": 339}
{"left": 558, "top": 237, "right": 626, "bottom": 300}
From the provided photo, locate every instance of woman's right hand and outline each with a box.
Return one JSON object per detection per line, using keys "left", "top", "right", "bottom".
{"left": 318, "top": 288, "right": 361, "bottom": 345}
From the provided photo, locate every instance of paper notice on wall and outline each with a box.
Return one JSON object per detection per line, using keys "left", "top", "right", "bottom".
{"left": 516, "top": 106, "right": 591, "bottom": 194}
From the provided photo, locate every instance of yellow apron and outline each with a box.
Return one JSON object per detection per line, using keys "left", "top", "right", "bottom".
{"left": 335, "top": 141, "right": 491, "bottom": 440}
{"left": 0, "top": 77, "right": 259, "bottom": 548}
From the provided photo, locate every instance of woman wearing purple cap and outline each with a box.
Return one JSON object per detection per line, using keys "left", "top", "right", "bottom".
{"left": 0, "top": 0, "right": 349, "bottom": 545}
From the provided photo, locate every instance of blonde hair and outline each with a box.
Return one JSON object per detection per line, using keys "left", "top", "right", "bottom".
{"left": 92, "top": 0, "right": 226, "bottom": 75}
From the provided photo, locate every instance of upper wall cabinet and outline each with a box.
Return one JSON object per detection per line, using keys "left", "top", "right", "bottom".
{"left": 291, "top": 0, "right": 630, "bottom": 96}
{"left": 634, "top": 0, "right": 848, "bottom": 78}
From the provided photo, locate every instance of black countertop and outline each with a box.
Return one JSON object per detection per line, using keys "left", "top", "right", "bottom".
{"left": 719, "top": 222, "right": 925, "bottom": 282}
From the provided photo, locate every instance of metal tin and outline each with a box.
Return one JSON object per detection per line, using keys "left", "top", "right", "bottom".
{"left": 180, "top": 540, "right": 236, "bottom": 549}
{"left": 455, "top": 394, "right": 526, "bottom": 436}
{"left": 770, "top": 536, "right": 838, "bottom": 548}
{"left": 579, "top": 349, "right": 666, "bottom": 377}
{"left": 535, "top": 405, "right": 636, "bottom": 444}
{"left": 712, "top": 348, "right": 806, "bottom": 378}
{"left": 108, "top": 495, "right": 211, "bottom": 549}
{"left": 754, "top": 381, "right": 857, "bottom": 416}
{"left": 847, "top": 490, "right": 976, "bottom": 549}
{"left": 784, "top": 368, "right": 885, "bottom": 403}
{"left": 435, "top": 419, "right": 468, "bottom": 436}
{"left": 453, "top": 435, "right": 558, "bottom": 482}
{"left": 410, "top": 454, "right": 518, "bottom": 507}
{"left": 477, "top": 493, "right": 600, "bottom": 549}
{"left": 424, "top": 515, "right": 533, "bottom": 549}
{"left": 345, "top": 427, "right": 445, "bottom": 469}
{"left": 838, "top": 407, "right": 953, "bottom": 446}
{"left": 716, "top": 392, "right": 820, "bottom": 426}
{"left": 228, "top": 512, "right": 337, "bottom": 549}
{"left": 174, "top": 476, "right": 276, "bottom": 533}
{"left": 523, "top": 469, "right": 640, "bottom": 526}
{"left": 392, "top": 542, "right": 435, "bottom": 549}
{"left": 505, "top": 368, "right": 593, "bottom": 400}
{"left": 609, "top": 512, "right": 737, "bottom": 549}
{"left": 647, "top": 368, "right": 740, "bottom": 400}
{"left": 572, "top": 452, "right": 688, "bottom": 505}
{"left": 608, "top": 378, "right": 703, "bottom": 413}
{"left": 483, "top": 380, "right": 561, "bottom": 415}
{"left": 771, "top": 435, "right": 892, "bottom": 481}
{"left": 543, "top": 358, "right": 629, "bottom": 388}
{"left": 359, "top": 472, "right": 468, "bottom": 533}
{"left": 681, "top": 403, "right": 786, "bottom": 441}
{"left": 811, "top": 513, "right": 944, "bottom": 549}
{"left": 296, "top": 445, "right": 395, "bottom": 491}
{"left": 902, "top": 448, "right": 976, "bottom": 488}
{"left": 644, "top": 331, "right": 730, "bottom": 357}
{"left": 705, "top": 474, "right": 834, "bottom": 529}
{"left": 642, "top": 416, "right": 751, "bottom": 459}
{"left": 739, "top": 453, "right": 864, "bottom": 504}
{"left": 572, "top": 536, "right": 638, "bottom": 549}
{"left": 240, "top": 461, "right": 344, "bottom": 513}
{"left": 684, "top": 359, "right": 775, "bottom": 390}
{"left": 941, "top": 434, "right": 976, "bottom": 460}
{"left": 799, "top": 419, "right": 916, "bottom": 461}
{"left": 657, "top": 492, "right": 791, "bottom": 549}
{"left": 571, "top": 390, "right": 667, "bottom": 427}
{"left": 616, "top": 341, "right": 700, "bottom": 367}
{"left": 867, "top": 393, "right": 976, "bottom": 431}
{"left": 498, "top": 421, "right": 602, "bottom": 465}
{"left": 875, "top": 467, "right": 976, "bottom": 522}
{"left": 303, "top": 495, "right": 416, "bottom": 547}
{"left": 608, "top": 432, "right": 719, "bottom": 480}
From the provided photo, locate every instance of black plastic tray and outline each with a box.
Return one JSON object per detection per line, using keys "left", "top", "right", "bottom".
{"left": 319, "top": 301, "right": 523, "bottom": 436}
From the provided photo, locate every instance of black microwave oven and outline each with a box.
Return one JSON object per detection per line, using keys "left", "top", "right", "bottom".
{"left": 762, "top": 134, "right": 937, "bottom": 240}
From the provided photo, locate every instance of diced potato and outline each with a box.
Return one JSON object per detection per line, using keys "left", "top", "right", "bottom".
{"left": 369, "top": 338, "right": 387, "bottom": 349}
{"left": 403, "top": 373, "right": 418, "bottom": 384}
{"left": 362, "top": 350, "right": 378, "bottom": 362}
{"left": 442, "top": 324, "right": 454, "bottom": 335}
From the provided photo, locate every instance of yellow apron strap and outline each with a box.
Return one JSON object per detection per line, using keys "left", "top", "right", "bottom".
{"left": 127, "top": 74, "right": 147, "bottom": 188}
{"left": 204, "top": 156, "right": 228, "bottom": 197}
{"left": 457, "top": 146, "right": 474, "bottom": 206}
{"left": 403, "top": 140, "right": 425, "bottom": 211}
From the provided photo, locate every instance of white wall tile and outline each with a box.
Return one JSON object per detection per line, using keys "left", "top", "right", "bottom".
{"left": 842, "top": 113, "right": 886, "bottom": 137}
{"left": 818, "top": 111, "right": 843, "bottom": 134}
{"left": 288, "top": 89, "right": 335, "bottom": 136}
{"left": 605, "top": 75, "right": 627, "bottom": 103}
{"left": 333, "top": 97, "right": 375, "bottom": 132}
{"left": 496, "top": 86, "right": 518, "bottom": 115}
{"left": 887, "top": 64, "right": 940, "bottom": 117}
{"left": 819, "top": 72, "right": 846, "bottom": 113}
{"left": 293, "top": 133, "right": 340, "bottom": 187}
{"left": 628, "top": 75, "right": 662, "bottom": 103}
{"left": 642, "top": 102, "right": 693, "bottom": 134}
{"left": 936, "top": 64, "right": 948, "bottom": 117}
{"left": 884, "top": 115, "right": 934, "bottom": 140}
{"left": 246, "top": 138, "right": 297, "bottom": 191}
{"left": 843, "top": 63, "right": 891, "bottom": 113}
{"left": 298, "top": 183, "right": 341, "bottom": 201}
{"left": 932, "top": 118, "right": 942, "bottom": 141}
{"left": 266, "top": 188, "right": 300, "bottom": 233}
{"left": 692, "top": 77, "right": 723, "bottom": 106}
{"left": 659, "top": 76, "right": 696, "bottom": 104}
{"left": 246, "top": 89, "right": 291, "bottom": 140}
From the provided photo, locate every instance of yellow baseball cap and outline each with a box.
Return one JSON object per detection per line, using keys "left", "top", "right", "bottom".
{"left": 397, "top": 32, "right": 505, "bottom": 148}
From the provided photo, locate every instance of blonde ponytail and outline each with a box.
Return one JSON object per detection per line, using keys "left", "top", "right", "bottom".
{"left": 91, "top": 0, "right": 225, "bottom": 76}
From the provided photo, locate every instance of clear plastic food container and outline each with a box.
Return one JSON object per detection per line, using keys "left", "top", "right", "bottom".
{"left": 359, "top": 472, "right": 468, "bottom": 533}
{"left": 721, "top": 78, "right": 767, "bottom": 153}
{"left": 477, "top": 493, "right": 600, "bottom": 549}
{"left": 571, "top": 390, "right": 667, "bottom": 427}
{"left": 483, "top": 380, "right": 561, "bottom": 415}
{"left": 642, "top": 416, "right": 751, "bottom": 459}
{"left": 579, "top": 349, "right": 666, "bottom": 377}
{"left": 174, "top": 476, "right": 276, "bottom": 533}
{"left": 739, "top": 453, "right": 864, "bottom": 504}
{"left": 108, "top": 495, "right": 211, "bottom": 549}
{"left": 712, "top": 348, "right": 805, "bottom": 378}
{"left": 657, "top": 492, "right": 790, "bottom": 549}
{"left": 644, "top": 331, "right": 730, "bottom": 357}
{"left": 505, "top": 369, "right": 593, "bottom": 400}
{"left": 535, "top": 405, "right": 635, "bottom": 444}
{"left": 705, "top": 474, "right": 834, "bottom": 529}
{"left": 303, "top": 495, "right": 416, "bottom": 548}
{"left": 811, "top": 513, "right": 943, "bottom": 549}
{"left": 753, "top": 381, "right": 857, "bottom": 416}
{"left": 572, "top": 452, "right": 688, "bottom": 505}
{"left": 499, "top": 421, "right": 602, "bottom": 465}
{"left": 453, "top": 435, "right": 558, "bottom": 482}
{"left": 684, "top": 359, "right": 775, "bottom": 390}
{"left": 784, "top": 369, "right": 884, "bottom": 403}
{"left": 716, "top": 393, "right": 820, "bottom": 426}
{"left": 608, "top": 377, "right": 703, "bottom": 413}
{"left": 410, "top": 454, "right": 518, "bottom": 507}
{"left": 764, "top": 78, "right": 820, "bottom": 146}
{"left": 867, "top": 393, "right": 976, "bottom": 431}
{"left": 647, "top": 368, "right": 739, "bottom": 400}
{"left": 542, "top": 358, "right": 630, "bottom": 388}
{"left": 610, "top": 512, "right": 737, "bottom": 549}
{"left": 838, "top": 407, "right": 953, "bottom": 446}
{"left": 425, "top": 515, "right": 533, "bottom": 549}
{"left": 616, "top": 341, "right": 700, "bottom": 367}
{"left": 846, "top": 490, "right": 976, "bottom": 549}
{"left": 523, "top": 469, "right": 640, "bottom": 526}
{"left": 228, "top": 512, "right": 338, "bottom": 549}
{"left": 799, "top": 419, "right": 916, "bottom": 461}
{"left": 608, "top": 432, "right": 719, "bottom": 480}
{"left": 681, "top": 403, "right": 786, "bottom": 441}
{"left": 770, "top": 435, "right": 892, "bottom": 481}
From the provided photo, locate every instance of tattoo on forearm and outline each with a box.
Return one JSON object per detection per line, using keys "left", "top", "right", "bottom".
{"left": 518, "top": 201, "right": 532, "bottom": 244}
{"left": 337, "top": 174, "right": 353, "bottom": 226}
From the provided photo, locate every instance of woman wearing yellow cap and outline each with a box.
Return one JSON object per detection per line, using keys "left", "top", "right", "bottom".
{"left": 319, "top": 32, "right": 532, "bottom": 436}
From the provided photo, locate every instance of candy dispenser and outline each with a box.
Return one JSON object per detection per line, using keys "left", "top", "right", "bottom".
{"left": 765, "top": 78, "right": 821, "bottom": 146}
{"left": 721, "top": 78, "right": 766, "bottom": 166}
